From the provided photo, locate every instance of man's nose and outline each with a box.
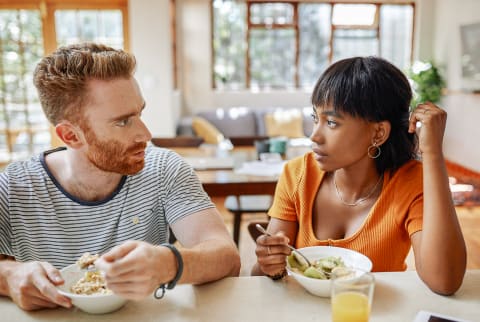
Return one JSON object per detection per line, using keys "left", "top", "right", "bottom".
{"left": 136, "top": 119, "right": 152, "bottom": 142}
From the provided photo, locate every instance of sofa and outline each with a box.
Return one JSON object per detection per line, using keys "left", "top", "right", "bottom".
{"left": 177, "top": 106, "right": 314, "bottom": 143}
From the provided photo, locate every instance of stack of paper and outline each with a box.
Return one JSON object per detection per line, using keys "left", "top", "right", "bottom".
{"left": 235, "top": 161, "right": 286, "bottom": 176}
{"left": 183, "top": 157, "right": 234, "bottom": 170}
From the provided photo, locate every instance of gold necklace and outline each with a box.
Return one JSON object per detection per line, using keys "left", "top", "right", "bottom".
{"left": 333, "top": 172, "right": 383, "bottom": 207}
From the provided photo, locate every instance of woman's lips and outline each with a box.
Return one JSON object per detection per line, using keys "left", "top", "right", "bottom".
{"left": 312, "top": 148, "right": 328, "bottom": 161}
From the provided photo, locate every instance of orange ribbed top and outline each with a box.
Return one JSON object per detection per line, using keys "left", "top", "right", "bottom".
{"left": 269, "top": 153, "right": 424, "bottom": 272}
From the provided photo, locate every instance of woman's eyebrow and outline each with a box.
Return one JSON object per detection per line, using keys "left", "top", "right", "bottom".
{"left": 321, "top": 109, "right": 344, "bottom": 118}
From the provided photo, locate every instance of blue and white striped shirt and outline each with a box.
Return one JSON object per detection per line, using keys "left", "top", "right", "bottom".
{"left": 0, "top": 146, "right": 214, "bottom": 269}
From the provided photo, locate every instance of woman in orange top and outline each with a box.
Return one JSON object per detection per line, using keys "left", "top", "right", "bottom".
{"left": 252, "top": 57, "right": 466, "bottom": 295}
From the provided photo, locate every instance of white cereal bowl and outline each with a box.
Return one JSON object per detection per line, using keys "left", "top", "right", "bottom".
{"left": 57, "top": 264, "right": 127, "bottom": 314}
{"left": 286, "top": 246, "right": 373, "bottom": 297}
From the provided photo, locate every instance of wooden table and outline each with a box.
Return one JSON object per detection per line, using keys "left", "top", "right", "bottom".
{"left": 173, "top": 146, "right": 278, "bottom": 197}
{"left": 2, "top": 270, "right": 479, "bottom": 322}
{"left": 172, "top": 146, "right": 279, "bottom": 244}
{"left": 169, "top": 146, "right": 278, "bottom": 244}
{"left": 195, "top": 170, "right": 278, "bottom": 197}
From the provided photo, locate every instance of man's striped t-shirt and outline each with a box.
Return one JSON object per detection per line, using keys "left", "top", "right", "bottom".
{"left": 0, "top": 146, "right": 214, "bottom": 269}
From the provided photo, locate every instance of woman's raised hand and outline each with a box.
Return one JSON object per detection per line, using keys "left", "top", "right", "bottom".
{"left": 409, "top": 101, "right": 447, "bottom": 156}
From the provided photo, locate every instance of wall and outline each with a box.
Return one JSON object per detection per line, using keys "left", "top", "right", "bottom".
{"left": 129, "top": 0, "right": 176, "bottom": 137}
{"left": 415, "top": 0, "right": 435, "bottom": 61}
{"left": 176, "top": 0, "right": 212, "bottom": 115}
{"left": 441, "top": 94, "right": 480, "bottom": 172}
{"left": 431, "top": 0, "right": 480, "bottom": 171}
{"left": 432, "top": 0, "right": 480, "bottom": 91}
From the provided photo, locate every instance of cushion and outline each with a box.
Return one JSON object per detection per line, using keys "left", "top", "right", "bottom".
{"left": 264, "top": 110, "right": 305, "bottom": 138}
{"left": 192, "top": 116, "right": 225, "bottom": 144}
{"left": 197, "top": 107, "right": 257, "bottom": 137}
{"left": 254, "top": 108, "right": 274, "bottom": 136}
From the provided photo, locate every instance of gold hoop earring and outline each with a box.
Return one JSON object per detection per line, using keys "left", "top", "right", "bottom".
{"left": 368, "top": 142, "right": 381, "bottom": 159}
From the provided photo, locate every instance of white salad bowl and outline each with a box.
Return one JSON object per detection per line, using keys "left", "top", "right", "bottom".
{"left": 286, "top": 246, "right": 373, "bottom": 297}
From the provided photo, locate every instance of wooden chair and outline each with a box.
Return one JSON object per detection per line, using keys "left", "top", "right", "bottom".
{"left": 151, "top": 136, "right": 204, "bottom": 148}
{"left": 223, "top": 137, "right": 273, "bottom": 247}
{"left": 225, "top": 195, "right": 272, "bottom": 246}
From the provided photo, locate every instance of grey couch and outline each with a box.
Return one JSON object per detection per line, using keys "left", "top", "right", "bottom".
{"left": 177, "top": 106, "right": 314, "bottom": 139}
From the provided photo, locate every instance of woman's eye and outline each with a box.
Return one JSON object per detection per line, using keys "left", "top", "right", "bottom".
{"left": 327, "top": 119, "right": 338, "bottom": 128}
{"left": 311, "top": 113, "right": 319, "bottom": 123}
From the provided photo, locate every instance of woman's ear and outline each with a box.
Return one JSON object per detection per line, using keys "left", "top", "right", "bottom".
{"left": 55, "top": 121, "right": 85, "bottom": 149}
{"left": 373, "top": 121, "right": 391, "bottom": 145}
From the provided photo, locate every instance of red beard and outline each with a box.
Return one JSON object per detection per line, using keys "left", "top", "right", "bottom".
{"left": 84, "top": 128, "right": 146, "bottom": 175}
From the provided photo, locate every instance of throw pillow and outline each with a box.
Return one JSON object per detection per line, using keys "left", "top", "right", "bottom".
{"left": 192, "top": 116, "right": 225, "bottom": 144}
{"left": 264, "top": 110, "right": 304, "bottom": 138}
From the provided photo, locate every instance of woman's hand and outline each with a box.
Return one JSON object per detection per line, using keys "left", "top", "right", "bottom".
{"left": 409, "top": 102, "right": 467, "bottom": 294}
{"left": 408, "top": 102, "right": 447, "bottom": 156}
{"left": 255, "top": 232, "right": 291, "bottom": 277}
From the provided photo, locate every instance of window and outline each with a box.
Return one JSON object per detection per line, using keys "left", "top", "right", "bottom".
{"left": 0, "top": 1, "right": 128, "bottom": 166}
{"left": 55, "top": 10, "right": 124, "bottom": 48}
{"left": 0, "top": 9, "right": 47, "bottom": 165}
{"left": 212, "top": 0, "right": 247, "bottom": 90}
{"left": 213, "top": 1, "right": 415, "bottom": 90}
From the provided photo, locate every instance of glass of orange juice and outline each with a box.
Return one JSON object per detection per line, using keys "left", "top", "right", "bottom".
{"left": 331, "top": 268, "right": 375, "bottom": 322}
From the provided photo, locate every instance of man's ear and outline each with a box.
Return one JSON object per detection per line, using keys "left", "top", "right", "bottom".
{"left": 55, "top": 121, "right": 85, "bottom": 149}
{"left": 373, "top": 121, "right": 391, "bottom": 145}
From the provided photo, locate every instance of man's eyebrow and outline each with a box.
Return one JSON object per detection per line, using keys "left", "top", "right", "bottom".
{"left": 109, "top": 102, "right": 146, "bottom": 122}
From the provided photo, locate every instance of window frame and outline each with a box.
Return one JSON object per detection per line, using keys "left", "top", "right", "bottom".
{"left": 211, "top": 0, "right": 416, "bottom": 90}
{"left": 246, "top": 2, "right": 300, "bottom": 88}
{"left": 0, "top": 0, "right": 129, "bottom": 163}
{"left": 1, "top": 0, "right": 129, "bottom": 53}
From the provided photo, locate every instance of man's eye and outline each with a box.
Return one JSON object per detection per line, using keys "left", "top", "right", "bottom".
{"left": 117, "top": 119, "right": 130, "bottom": 126}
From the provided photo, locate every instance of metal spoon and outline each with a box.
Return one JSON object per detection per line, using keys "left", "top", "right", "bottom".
{"left": 255, "top": 224, "right": 312, "bottom": 267}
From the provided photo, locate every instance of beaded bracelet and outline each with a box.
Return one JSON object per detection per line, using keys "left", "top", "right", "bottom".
{"left": 154, "top": 243, "right": 184, "bottom": 299}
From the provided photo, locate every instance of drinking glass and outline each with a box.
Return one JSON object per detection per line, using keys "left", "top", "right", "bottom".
{"left": 269, "top": 137, "right": 287, "bottom": 155}
{"left": 331, "top": 268, "right": 375, "bottom": 322}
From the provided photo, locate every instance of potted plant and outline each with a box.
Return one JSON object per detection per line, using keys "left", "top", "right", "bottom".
{"left": 406, "top": 61, "right": 446, "bottom": 108}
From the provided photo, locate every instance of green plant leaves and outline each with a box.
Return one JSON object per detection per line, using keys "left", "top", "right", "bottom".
{"left": 407, "top": 61, "right": 445, "bottom": 109}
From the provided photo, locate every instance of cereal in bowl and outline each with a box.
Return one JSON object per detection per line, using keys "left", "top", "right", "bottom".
{"left": 70, "top": 253, "right": 111, "bottom": 295}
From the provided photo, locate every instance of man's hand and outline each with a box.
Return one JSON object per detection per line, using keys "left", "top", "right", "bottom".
{"left": 95, "top": 240, "right": 176, "bottom": 300}
{"left": 3, "top": 261, "right": 72, "bottom": 311}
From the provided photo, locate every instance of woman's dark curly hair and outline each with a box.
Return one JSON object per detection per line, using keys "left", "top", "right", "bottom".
{"left": 311, "top": 56, "right": 418, "bottom": 174}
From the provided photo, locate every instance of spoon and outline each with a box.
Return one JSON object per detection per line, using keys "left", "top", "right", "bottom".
{"left": 255, "top": 224, "right": 312, "bottom": 267}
